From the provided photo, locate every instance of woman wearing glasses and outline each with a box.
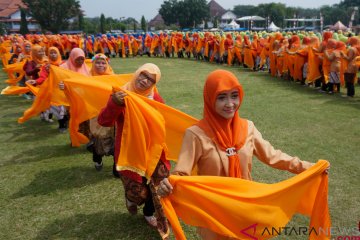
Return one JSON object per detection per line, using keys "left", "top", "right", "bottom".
{"left": 97, "top": 63, "right": 170, "bottom": 238}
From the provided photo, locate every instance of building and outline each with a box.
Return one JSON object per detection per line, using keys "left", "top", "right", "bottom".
{"left": 148, "top": 14, "right": 165, "bottom": 31}
{"left": 0, "top": 0, "right": 40, "bottom": 33}
{"left": 208, "top": 0, "right": 226, "bottom": 20}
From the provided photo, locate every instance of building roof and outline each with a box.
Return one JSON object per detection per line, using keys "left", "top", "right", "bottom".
{"left": 208, "top": 0, "right": 226, "bottom": 18}
{"left": 149, "top": 14, "right": 164, "bottom": 27}
{"left": 0, "top": 0, "right": 26, "bottom": 18}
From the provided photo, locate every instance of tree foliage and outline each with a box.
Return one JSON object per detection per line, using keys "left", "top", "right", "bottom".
{"left": 100, "top": 13, "right": 105, "bottom": 33}
{"left": 159, "top": 0, "right": 209, "bottom": 29}
{"left": 22, "top": 0, "right": 82, "bottom": 33}
{"left": 141, "top": 16, "right": 146, "bottom": 32}
{"left": 19, "top": 7, "right": 29, "bottom": 35}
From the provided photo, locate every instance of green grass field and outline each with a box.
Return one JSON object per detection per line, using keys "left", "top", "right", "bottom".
{"left": 0, "top": 57, "right": 359, "bottom": 239}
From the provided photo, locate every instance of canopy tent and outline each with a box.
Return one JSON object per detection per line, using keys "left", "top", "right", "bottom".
{"left": 236, "top": 16, "right": 265, "bottom": 30}
{"left": 330, "top": 21, "right": 348, "bottom": 31}
{"left": 268, "top": 21, "right": 280, "bottom": 31}
{"left": 225, "top": 19, "right": 240, "bottom": 29}
{"left": 237, "top": 16, "right": 265, "bottom": 21}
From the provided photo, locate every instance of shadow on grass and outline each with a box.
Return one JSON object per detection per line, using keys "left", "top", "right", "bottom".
{"left": 34, "top": 211, "right": 160, "bottom": 240}
{"left": 1, "top": 143, "right": 86, "bottom": 167}
{"left": 11, "top": 166, "right": 108, "bottom": 198}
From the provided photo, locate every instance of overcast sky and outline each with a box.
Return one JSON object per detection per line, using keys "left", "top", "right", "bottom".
{"left": 79, "top": 0, "right": 341, "bottom": 22}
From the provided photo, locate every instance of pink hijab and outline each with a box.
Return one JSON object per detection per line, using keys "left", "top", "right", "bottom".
{"left": 60, "top": 48, "right": 90, "bottom": 76}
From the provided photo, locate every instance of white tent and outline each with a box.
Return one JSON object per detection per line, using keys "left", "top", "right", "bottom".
{"left": 268, "top": 21, "right": 280, "bottom": 31}
{"left": 237, "top": 16, "right": 265, "bottom": 21}
{"left": 225, "top": 19, "right": 240, "bottom": 29}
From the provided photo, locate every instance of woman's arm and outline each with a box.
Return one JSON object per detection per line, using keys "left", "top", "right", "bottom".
{"left": 97, "top": 92, "right": 126, "bottom": 127}
{"left": 252, "top": 125, "right": 314, "bottom": 174}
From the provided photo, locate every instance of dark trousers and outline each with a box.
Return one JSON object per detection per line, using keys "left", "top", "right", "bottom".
{"left": 142, "top": 177, "right": 155, "bottom": 216}
{"left": 345, "top": 73, "right": 356, "bottom": 97}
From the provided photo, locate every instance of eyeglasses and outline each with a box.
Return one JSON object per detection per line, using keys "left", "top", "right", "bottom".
{"left": 139, "top": 72, "right": 156, "bottom": 84}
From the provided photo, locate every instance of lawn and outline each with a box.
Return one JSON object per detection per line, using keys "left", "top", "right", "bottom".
{"left": 0, "top": 57, "right": 359, "bottom": 239}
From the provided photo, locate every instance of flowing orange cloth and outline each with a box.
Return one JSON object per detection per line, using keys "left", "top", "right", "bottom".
{"left": 18, "top": 66, "right": 83, "bottom": 123}
{"left": 197, "top": 70, "right": 248, "bottom": 178}
{"left": 63, "top": 73, "right": 133, "bottom": 146}
{"left": 3, "top": 62, "right": 26, "bottom": 85}
{"left": 1, "top": 85, "right": 31, "bottom": 95}
{"left": 161, "top": 160, "right": 331, "bottom": 240}
{"left": 63, "top": 76, "right": 197, "bottom": 165}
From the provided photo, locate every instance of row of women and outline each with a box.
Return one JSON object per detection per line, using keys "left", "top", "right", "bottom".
{"left": 1, "top": 41, "right": 331, "bottom": 239}
{"left": 2, "top": 31, "right": 360, "bottom": 98}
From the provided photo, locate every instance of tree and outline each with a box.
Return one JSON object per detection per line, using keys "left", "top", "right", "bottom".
{"left": 141, "top": 15, "right": 146, "bottom": 32}
{"left": 233, "top": 5, "right": 257, "bottom": 17}
{"left": 159, "top": 0, "right": 209, "bottom": 29}
{"left": 19, "top": 7, "right": 29, "bottom": 35}
{"left": 22, "top": 0, "right": 82, "bottom": 33}
{"left": 78, "top": 13, "right": 84, "bottom": 30}
{"left": 100, "top": 13, "right": 105, "bottom": 33}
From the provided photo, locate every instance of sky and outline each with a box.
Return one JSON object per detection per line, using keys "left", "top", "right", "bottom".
{"left": 79, "top": 0, "right": 342, "bottom": 22}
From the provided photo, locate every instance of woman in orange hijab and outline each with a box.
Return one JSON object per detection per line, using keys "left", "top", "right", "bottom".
{"left": 158, "top": 69, "right": 321, "bottom": 240}
{"left": 97, "top": 63, "right": 170, "bottom": 238}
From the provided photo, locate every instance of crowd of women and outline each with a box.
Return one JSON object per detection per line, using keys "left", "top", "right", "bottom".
{"left": 0, "top": 30, "right": 337, "bottom": 239}
{"left": 2, "top": 30, "right": 359, "bottom": 97}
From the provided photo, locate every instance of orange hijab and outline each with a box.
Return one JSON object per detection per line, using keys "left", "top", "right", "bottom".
{"left": 122, "top": 63, "right": 161, "bottom": 98}
{"left": 48, "top": 47, "right": 62, "bottom": 66}
{"left": 196, "top": 70, "right": 248, "bottom": 178}
{"left": 31, "top": 45, "right": 48, "bottom": 65}
{"left": 90, "top": 53, "right": 114, "bottom": 76}
{"left": 60, "top": 47, "right": 90, "bottom": 76}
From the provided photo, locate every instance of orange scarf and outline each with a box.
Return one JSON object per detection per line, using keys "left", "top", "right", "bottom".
{"left": 48, "top": 46, "right": 62, "bottom": 66}
{"left": 197, "top": 70, "right": 248, "bottom": 178}
{"left": 161, "top": 160, "right": 331, "bottom": 240}
{"left": 31, "top": 45, "right": 48, "bottom": 65}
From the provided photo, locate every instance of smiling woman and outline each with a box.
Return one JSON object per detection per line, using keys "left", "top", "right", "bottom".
{"left": 157, "top": 69, "right": 327, "bottom": 240}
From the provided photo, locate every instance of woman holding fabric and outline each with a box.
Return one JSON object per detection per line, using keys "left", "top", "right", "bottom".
{"left": 158, "top": 69, "right": 328, "bottom": 240}
{"left": 97, "top": 63, "right": 170, "bottom": 238}
{"left": 58, "top": 48, "right": 90, "bottom": 132}
{"left": 87, "top": 54, "right": 116, "bottom": 171}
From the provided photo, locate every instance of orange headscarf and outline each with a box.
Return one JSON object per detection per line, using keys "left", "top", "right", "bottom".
{"left": 31, "top": 45, "right": 48, "bottom": 65}
{"left": 122, "top": 63, "right": 161, "bottom": 98}
{"left": 48, "top": 47, "right": 62, "bottom": 66}
{"left": 90, "top": 53, "right": 114, "bottom": 76}
{"left": 196, "top": 70, "right": 248, "bottom": 178}
{"left": 60, "top": 47, "right": 90, "bottom": 76}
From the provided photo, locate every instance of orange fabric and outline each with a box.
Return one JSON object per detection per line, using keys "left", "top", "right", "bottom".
{"left": 64, "top": 74, "right": 197, "bottom": 158}
{"left": 3, "top": 62, "right": 26, "bottom": 85}
{"left": 17, "top": 66, "right": 81, "bottom": 123}
{"left": 196, "top": 70, "right": 248, "bottom": 178}
{"left": 63, "top": 73, "right": 133, "bottom": 146}
{"left": 161, "top": 160, "right": 331, "bottom": 240}
{"left": 1, "top": 85, "right": 31, "bottom": 95}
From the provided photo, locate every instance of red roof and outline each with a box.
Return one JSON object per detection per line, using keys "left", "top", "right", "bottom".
{"left": 0, "top": 0, "right": 26, "bottom": 18}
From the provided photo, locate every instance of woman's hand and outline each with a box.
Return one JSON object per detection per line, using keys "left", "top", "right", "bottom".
{"left": 44, "top": 63, "right": 50, "bottom": 73}
{"left": 157, "top": 178, "right": 173, "bottom": 197}
{"left": 111, "top": 91, "right": 128, "bottom": 106}
{"left": 26, "top": 79, "right": 36, "bottom": 85}
{"left": 324, "top": 165, "right": 330, "bottom": 174}
{"left": 59, "top": 81, "right": 65, "bottom": 90}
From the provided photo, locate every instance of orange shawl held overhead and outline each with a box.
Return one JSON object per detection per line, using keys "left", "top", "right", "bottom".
{"left": 162, "top": 160, "right": 331, "bottom": 240}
